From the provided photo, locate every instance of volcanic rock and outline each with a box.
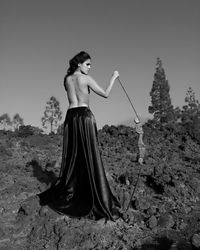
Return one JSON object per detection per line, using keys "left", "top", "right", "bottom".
{"left": 157, "top": 214, "right": 175, "bottom": 229}
{"left": 192, "top": 233, "right": 200, "bottom": 249}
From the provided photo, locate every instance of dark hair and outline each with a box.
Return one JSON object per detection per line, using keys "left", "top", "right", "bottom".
{"left": 66, "top": 51, "right": 91, "bottom": 77}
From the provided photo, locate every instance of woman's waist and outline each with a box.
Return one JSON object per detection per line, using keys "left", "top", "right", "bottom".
{"left": 67, "top": 105, "right": 92, "bottom": 115}
{"left": 68, "top": 103, "right": 89, "bottom": 110}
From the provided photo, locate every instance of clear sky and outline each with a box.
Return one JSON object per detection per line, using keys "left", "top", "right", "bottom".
{"left": 0, "top": 0, "right": 200, "bottom": 129}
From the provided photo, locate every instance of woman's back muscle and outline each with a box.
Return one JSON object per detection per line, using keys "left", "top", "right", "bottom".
{"left": 65, "top": 74, "right": 89, "bottom": 108}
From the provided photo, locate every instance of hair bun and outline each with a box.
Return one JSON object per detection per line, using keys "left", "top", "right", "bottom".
{"left": 65, "top": 51, "right": 91, "bottom": 77}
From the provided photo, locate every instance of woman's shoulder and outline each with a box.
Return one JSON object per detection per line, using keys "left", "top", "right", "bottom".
{"left": 77, "top": 74, "right": 92, "bottom": 84}
{"left": 64, "top": 74, "right": 91, "bottom": 86}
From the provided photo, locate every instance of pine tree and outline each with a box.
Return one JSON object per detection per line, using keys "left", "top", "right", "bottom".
{"left": 41, "top": 96, "right": 62, "bottom": 133}
{"left": 0, "top": 113, "right": 12, "bottom": 130}
{"left": 12, "top": 113, "right": 24, "bottom": 131}
{"left": 181, "top": 87, "right": 200, "bottom": 141}
{"left": 181, "top": 87, "right": 199, "bottom": 124}
{"left": 183, "top": 87, "right": 199, "bottom": 112}
{"left": 148, "top": 58, "right": 174, "bottom": 123}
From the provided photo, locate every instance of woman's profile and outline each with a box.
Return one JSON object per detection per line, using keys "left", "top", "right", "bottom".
{"left": 38, "top": 51, "right": 121, "bottom": 221}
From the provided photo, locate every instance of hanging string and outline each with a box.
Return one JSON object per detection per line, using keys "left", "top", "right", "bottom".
{"left": 117, "top": 77, "right": 140, "bottom": 123}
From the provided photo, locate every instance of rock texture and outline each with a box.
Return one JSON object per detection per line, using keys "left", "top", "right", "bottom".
{"left": 0, "top": 122, "right": 200, "bottom": 249}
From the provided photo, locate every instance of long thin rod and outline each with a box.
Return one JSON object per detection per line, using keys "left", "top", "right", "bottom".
{"left": 125, "top": 166, "right": 142, "bottom": 211}
{"left": 117, "top": 77, "right": 140, "bottom": 122}
{"left": 117, "top": 77, "right": 143, "bottom": 212}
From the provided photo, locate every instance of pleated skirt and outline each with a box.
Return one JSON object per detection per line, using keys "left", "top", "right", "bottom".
{"left": 38, "top": 106, "right": 120, "bottom": 220}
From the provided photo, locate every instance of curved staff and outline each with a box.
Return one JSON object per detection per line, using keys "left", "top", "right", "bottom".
{"left": 117, "top": 77, "right": 146, "bottom": 211}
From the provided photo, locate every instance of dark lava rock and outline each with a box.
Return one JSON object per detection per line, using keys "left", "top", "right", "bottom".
{"left": 1, "top": 123, "right": 200, "bottom": 249}
{"left": 157, "top": 214, "right": 175, "bottom": 229}
{"left": 148, "top": 215, "right": 157, "bottom": 229}
{"left": 147, "top": 206, "right": 158, "bottom": 216}
{"left": 192, "top": 233, "right": 200, "bottom": 249}
{"left": 135, "top": 197, "right": 151, "bottom": 211}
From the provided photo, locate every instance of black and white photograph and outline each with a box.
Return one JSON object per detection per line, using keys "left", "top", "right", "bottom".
{"left": 0, "top": 0, "right": 200, "bottom": 249}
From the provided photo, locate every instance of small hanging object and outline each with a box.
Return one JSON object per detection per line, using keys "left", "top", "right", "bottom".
{"left": 117, "top": 77, "right": 146, "bottom": 211}
{"left": 117, "top": 77, "right": 145, "bottom": 164}
{"left": 135, "top": 121, "right": 146, "bottom": 165}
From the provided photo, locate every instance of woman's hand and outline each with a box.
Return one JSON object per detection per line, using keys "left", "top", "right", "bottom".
{"left": 112, "top": 70, "right": 119, "bottom": 80}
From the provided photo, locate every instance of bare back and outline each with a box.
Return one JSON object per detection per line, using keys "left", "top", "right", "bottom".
{"left": 64, "top": 74, "right": 90, "bottom": 108}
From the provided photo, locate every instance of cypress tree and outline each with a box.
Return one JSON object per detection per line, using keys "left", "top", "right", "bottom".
{"left": 148, "top": 58, "right": 174, "bottom": 123}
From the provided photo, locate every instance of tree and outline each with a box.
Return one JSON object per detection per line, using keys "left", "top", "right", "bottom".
{"left": 148, "top": 58, "right": 174, "bottom": 123}
{"left": 181, "top": 87, "right": 200, "bottom": 123}
{"left": 0, "top": 113, "right": 12, "bottom": 130}
{"left": 12, "top": 113, "right": 24, "bottom": 131}
{"left": 41, "top": 96, "right": 62, "bottom": 133}
{"left": 183, "top": 87, "right": 199, "bottom": 111}
{"left": 181, "top": 87, "right": 200, "bottom": 142}
{"left": 57, "top": 122, "right": 64, "bottom": 135}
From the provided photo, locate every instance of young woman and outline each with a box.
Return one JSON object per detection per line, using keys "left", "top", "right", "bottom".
{"left": 38, "top": 51, "right": 121, "bottom": 221}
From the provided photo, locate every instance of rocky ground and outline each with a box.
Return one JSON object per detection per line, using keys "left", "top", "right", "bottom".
{"left": 0, "top": 123, "right": 200, "bottom": 250}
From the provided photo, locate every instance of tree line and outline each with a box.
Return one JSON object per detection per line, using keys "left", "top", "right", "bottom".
{"left": 0, "top": 96, "right": 63, "bottom": 134}
{"left": 149, "top": 57, "right": 199, "bottom": 124}
{"left": 0, "top": 113, "right": 24, "bottom": 131}
{"left": 148, "top": 58, "right": 200, "bottom": 140}
{"left": 1, "top": 57, "right": 199, "bottom": 135}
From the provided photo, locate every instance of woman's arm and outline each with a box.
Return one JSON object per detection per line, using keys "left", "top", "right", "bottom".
{"left": 87, "top": 71, "right": 119, "bottom": 98}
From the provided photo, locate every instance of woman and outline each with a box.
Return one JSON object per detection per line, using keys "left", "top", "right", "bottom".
{"left": 38, "top": 51, "right": 121, "bottom": 221}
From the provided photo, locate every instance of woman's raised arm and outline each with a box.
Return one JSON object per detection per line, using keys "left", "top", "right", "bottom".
{"left": 87, "top": 71, "right": 119, "bottom": 98}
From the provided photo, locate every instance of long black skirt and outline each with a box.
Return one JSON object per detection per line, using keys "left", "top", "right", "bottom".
{"left": 38, "top": 106, "right": 120, "bottom": 221}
